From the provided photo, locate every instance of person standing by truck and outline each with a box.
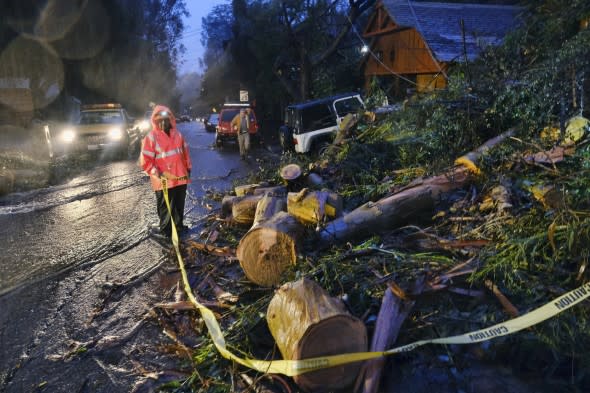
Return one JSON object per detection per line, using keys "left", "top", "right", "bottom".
{"left": 140, "top": 105, "right": 191, "bottom": 238}
{"left": 231, "top": 108, "right": 250, "bottom": 160}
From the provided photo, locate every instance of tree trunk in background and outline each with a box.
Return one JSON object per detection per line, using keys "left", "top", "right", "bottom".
{"left": 319, "top": 130, "right": 515, "bottom": 243}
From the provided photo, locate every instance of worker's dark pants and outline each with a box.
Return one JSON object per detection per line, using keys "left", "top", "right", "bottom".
{"left": 155, "top": 184, "right": 187, "bottom": 237}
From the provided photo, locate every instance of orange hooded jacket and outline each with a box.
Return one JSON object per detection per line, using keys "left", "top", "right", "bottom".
{"left": 140, "top": 105, "right": 192, "bottom": 191}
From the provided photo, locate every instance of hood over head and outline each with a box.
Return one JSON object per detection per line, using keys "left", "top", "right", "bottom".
{"left": 151, "top": 104, "right": 177, "bottom": 132}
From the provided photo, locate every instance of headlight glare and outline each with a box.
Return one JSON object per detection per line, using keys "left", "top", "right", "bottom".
{"left": 60, "top": 129, "right": 76, "bottom": 143}
{"left": 108, "top": 128, "right": 123, "bottom": 141}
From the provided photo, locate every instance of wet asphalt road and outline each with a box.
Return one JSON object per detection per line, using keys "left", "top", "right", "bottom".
{"left": 0, "top": 121, "right": 261, "bottom": 294}
{"left": 0, "top": 121, "right": 276, "bottom": 391}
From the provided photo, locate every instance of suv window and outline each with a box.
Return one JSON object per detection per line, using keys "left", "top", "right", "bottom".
{"left": 301, "top": 104, "right": 333, "bottom": 131}
{"left": 334, "top": 97, "right": 363, "bottom": 116}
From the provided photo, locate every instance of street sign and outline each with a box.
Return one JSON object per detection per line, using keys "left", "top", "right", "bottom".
{"left": 239, "top": 90, "right": 249, "bottom": 102}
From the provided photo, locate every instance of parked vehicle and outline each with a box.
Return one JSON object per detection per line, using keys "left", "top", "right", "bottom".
{"left": 215, "top": 103, "right": 259, "bottom": 147}
{"left": 204, "top": 113, "right": 218, "bottom": 132}
{"left": 53, "top": 103, "right": 141, "bottom": 159}
{"left": 280, "top": 92, "right": 365, "bottom": 154}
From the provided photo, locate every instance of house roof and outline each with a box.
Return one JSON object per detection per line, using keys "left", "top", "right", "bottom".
{"left": 381, "top": 0, "right": 524, "bottom": 62}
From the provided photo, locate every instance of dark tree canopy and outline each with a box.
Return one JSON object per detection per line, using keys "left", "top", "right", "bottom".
{"left": 199, "top": 0, "right": 376, "bottom": 124}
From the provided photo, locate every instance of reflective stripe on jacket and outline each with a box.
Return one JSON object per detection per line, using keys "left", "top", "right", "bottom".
{"left": 140, "top": 105, "right": 192, "bottom": 191}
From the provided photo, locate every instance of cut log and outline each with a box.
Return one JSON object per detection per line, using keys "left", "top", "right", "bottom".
{"left": 236, "top": 211, "right": 302, "bottom": 287}
{"left": 220, "top": 195, "right": 239, "bottom": 218}
{"left": 222, "top": 188, "right": 286, "bottom": 219}
{"left": 235, "top": 183, "right": 261, "bottom": 196}
{"left": 231, "top": 194, "right": 264, "bottom": 225}
{"left": 320, "top": 131, "right": 515, "bottom": 243}
{"left": 267, "top": 278, "right": 367, "bottom": 392}
{"left": 252, "top": 194, "right": 287, "bottom": 228}
{"left": 288, "top": 189, "right": 342, "bottom": 225}
{"left": 252, "top": 185, "right": 288, "bottom": 197}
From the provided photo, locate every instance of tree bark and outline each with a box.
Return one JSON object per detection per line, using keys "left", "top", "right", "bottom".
{"left": 319, "top": 166, "right": 471, "bottom": 242}
{"left": 231, "top": 194, "right": 265, "bottom": 225}
{"left": 320, "top": 130, "right": 515, "bottom": 243}
{"left": 251, "top": 194, "right": 287, "bottom": 228}
{"left": 221, "top": 195, "right": 239, "bottom": 218}
{"left": 252, "top": 185, "right": 288, "bottom": 197}
{"left": 236, "top": 209, "right": 302, "bottom": 287}
{"left": 267, "top": 278, "right": 367, "bottom": 392}
{"left": 288, "top": 189, "right": 343, "bottom": 226}
{"left": 235, "top": 183, "right": 261, "bottom": 197}
{"left": 356, "top": 279, "right": 423, "bottom": 393}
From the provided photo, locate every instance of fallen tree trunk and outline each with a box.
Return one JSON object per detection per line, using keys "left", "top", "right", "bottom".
{"left": 267, "top": 278, "right": 367, "bottom": 392}
{"left": 320, "top": 130, "right": 514, "bottom": 243}
{"left": 319, "top": 166, "right": 471, "bottom": 242}
{"left": 236, "top": 207, "right": 301, "bottom": 287}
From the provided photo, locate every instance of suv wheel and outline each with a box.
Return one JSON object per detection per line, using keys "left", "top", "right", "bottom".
{"left": 313, "top": 140, "right": 332, "bottom": 157}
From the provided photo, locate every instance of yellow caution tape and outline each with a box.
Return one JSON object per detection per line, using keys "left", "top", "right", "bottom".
{"left": 161, "top": 180, "right": 590, "bottom": 376}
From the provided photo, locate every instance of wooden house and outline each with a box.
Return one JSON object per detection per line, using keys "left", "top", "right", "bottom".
{"left": 361, "top": 0, "right": 523, "bottom": 98}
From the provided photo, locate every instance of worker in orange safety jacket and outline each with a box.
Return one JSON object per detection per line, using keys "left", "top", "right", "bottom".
{"left": 140, "top": 105, "right": 192, "bottom": 238}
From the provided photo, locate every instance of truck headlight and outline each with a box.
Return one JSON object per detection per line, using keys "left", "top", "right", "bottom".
{"left": 60, "top": 129, "right": 76, "bottom": 143}
{"left": 108, "top": 127, "right": 124, "bottom": 141}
